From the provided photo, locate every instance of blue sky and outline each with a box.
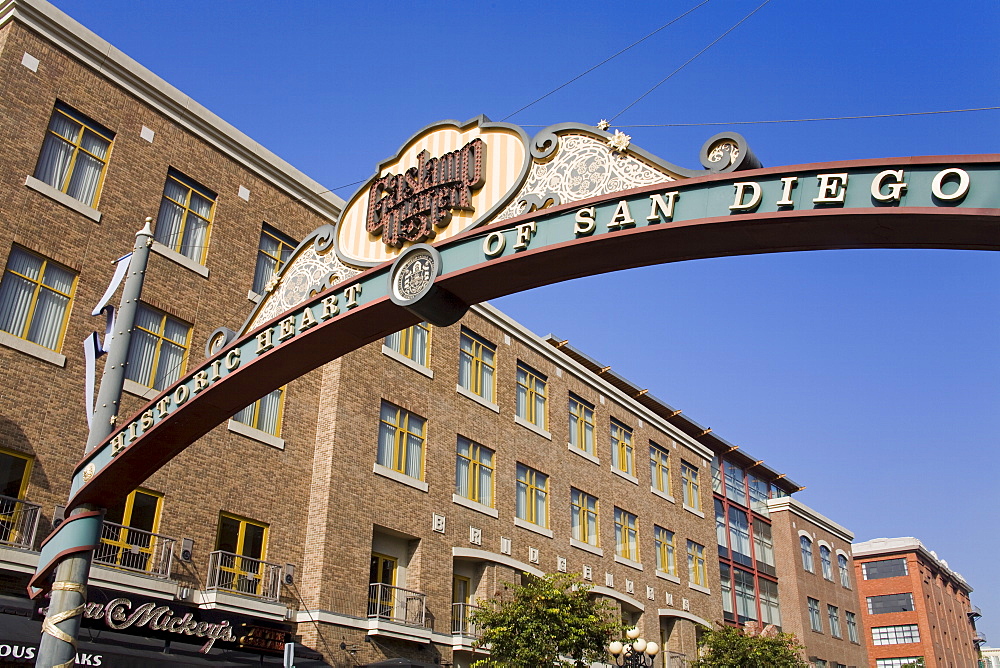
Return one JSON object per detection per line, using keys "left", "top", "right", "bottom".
{"left": 52, "top": 0, "right": 999, "bottom": 641}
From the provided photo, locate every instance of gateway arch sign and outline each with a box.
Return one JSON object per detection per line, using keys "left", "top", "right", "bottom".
{"left": 31, "top": 116, "right": 999, "bottom": 594}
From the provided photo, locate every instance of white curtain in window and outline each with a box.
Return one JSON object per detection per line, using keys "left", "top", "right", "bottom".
{"left": 256, "top": 389, "right": 281, "bottom": 435}
{"left": 455, "top": 441, "right": 470, "bottom": 498}
{"left": 233, "top": 403, "right": 255, "bottom": 426}
{"left": 458, "top": 350, "right": 471, "bottom": 390}
{"left": 253, "top": 252, "right": 277, "bottom": 294}
{"left": 35, "top": 115, "right": 76, "bottom": 190}
{"left": 384, "top": 330, "right": 401, "bottom": 353}
{"left": 65, "top": 129, "right": 108, "bottom": 205}
{"left": 155, "top": 182, "right": 187, "bottom": 250}
{"left": 478, "top": 456, "right": 492, "bottom": 505}
{"left": 377, "top": 404, "right": 396, "bottom": 469}
{"left": 126, "top": 329, "right": 157, "bottom": 386}
{"left": 26, "top": 286, "right": 69, "bottom": 349}
{"left": 179, "top": 192, "right": 212, "bottom": 260}
{"left": 515, "top": 375, "right": 527, "bottom": 418}
{"left": 481, "top": 361, "right": 493, "bottom": 399}
{"left": 0, "top": 250, "right": 40, "bottom": 338}
{"left": 411, "top": 326, "right": 428, "bottom": 364}
{"left": 405, "top": 428, "right": 422, "bottom": 478}
{"left": 515, "top": 477, "right": 527, "bottom": 519}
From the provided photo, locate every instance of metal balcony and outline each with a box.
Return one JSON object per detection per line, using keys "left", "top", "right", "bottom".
{"left": 367, "top": 582, "right": 428, "bottom": 628}
{"left": 451, "top": 602, "right": 482, "bottom": 638}
{"left": 969, "top": 604, "right": 983, "bottom": 619}
{"left": 206, "top": 550, "right": 282, "bottom": 601}
{"left": 0, "top": 494, "right": 41, "bottom": 550}
{"left": 94, "top": 521, "right": 176, "bottom": 578}
{"left": 666, "top": 650, "right": 688, "bottom": 667}
{"left": 975, "top": 630, "right": 987, "bottom": 646}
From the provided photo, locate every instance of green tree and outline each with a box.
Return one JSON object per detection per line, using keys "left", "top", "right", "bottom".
{"left": 469, "top": 572, "right": 623, "bottom": 667}
{"left": 689, "top": 623, "right": 809, "bottom": 668}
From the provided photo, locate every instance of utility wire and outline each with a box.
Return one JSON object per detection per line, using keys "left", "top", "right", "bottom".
{"left": 499, "top": 0, "right": 713, "bottom": 122}
{"left": 609, "top": 0, "right": 774, "bottom": 122}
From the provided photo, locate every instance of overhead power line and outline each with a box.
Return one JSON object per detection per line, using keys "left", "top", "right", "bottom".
{"left": 609, "top": 0, "right": 774, "bottom": 122}
{"left": 500, "top": 0, "right": 714, "bottom": 122}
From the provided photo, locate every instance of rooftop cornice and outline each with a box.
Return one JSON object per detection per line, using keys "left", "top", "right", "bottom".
{"left": 766, "top": 496, "right": 854, "bottom": 543}
{"left": 852, "top": 537, "right": 972, "bottom": 593}
{"left": 0, "top": 0, "right": 344, "bottom": 221}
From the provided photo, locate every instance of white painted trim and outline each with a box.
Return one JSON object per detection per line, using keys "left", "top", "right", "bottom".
{"left": 614, "top": 554, "right": 644, "bottom": 571}
{"left": 683, "top": 504, "right": 705, "bottom": 519}
{"left": 196, "top": 588, "right": 288, "bottom": 620}
{"left": 227, "top": 419, "right": 285, "bottom": 450}
{"left": 151, "top": 241, "right": 210, "bottom": 278}
{"left": 590, "top": 585, "right": 644, "bottom": 611}
{"left": 513, "top": 516, "right": 553, "bottom": 538}
{"left": 2, "top": 0, "right": 344, "bottom": 220}
{"left": 247, "top": 290, "right": 262, "bottom": 303}
{"left": 456, "top": 383, "right": 499, "bottom": 413}
{"left": 123, "top": 378, "right": 158, "bottom": 400}
{"left": 382, "top": 344, "right": 434, "bottom": 378}
{"left": 655, "top": 570, "right": 681, "bottom": 584}
{"left": 452, "top": 494, "right": 498, "bottom": 518}
{"left": 767, "top": 496, "right": 854, "bottom": 542}
{"left": 0, "top": 330, "right": 66, "bottom": 366}
{"left": 567, "top": 443, "right": 600, "bottom": 465}
{"left": 372, "top": 463, "right": 428, "bottom": 492}
{"left": 451, "top": 547, "right": 544, "bottom": 577}
{"left": 611, "top": 467, "right": 639, "bottom": 485}
{"left": 651, "top": 487, "right": 676, "bottom": 503}
{"left": 656, "top": 608, "right": 713, "bottom": 627}
{"left": 89, "top": 562, "right": 178, "bottom": 599}
{"left": 0, "top": 545, "right": 39, "bottom": 574}
{"left": 570, "top": 538, "right": 603, "bottom": 557}
{"left": 24, "top": 174, "right": 101, "bottom": 221}
{"left": 688, "top": 583, "right": 711, "bottom": 595}
{"left": 368, "top": 617, "right": 433, "bottom": 642}
{"left": 514, "top": 414, "right": 551, "bottom": 439}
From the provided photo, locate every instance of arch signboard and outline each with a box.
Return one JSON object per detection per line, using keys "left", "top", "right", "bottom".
{"left": 30, "top": 116, "right": 1000, "bottom": 594}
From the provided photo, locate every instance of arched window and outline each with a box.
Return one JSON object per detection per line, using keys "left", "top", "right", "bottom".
{"left": 820, "top": 545, "right": 833, "bottom": 580}
{"left": 800, "top": 535, "right": 814, "bottom": 572}
{"left": 838, "top": 553, "right": 851, "bottom": 588}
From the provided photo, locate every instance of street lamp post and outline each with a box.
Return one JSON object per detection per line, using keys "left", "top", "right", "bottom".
{"left": 609, "top": 627, "right": 660, "bottom": 667}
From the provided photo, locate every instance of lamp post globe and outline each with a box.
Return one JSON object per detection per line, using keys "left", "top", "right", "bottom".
{"left": 609, "top": 630, "right": 659, "bottom": 667}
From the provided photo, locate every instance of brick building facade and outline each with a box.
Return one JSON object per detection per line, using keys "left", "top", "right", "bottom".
{"left": 0, "top": 1, "right": 882, "bottom": 667}
{"left": 853, "top": 537, "right": 981, "bottom": 668}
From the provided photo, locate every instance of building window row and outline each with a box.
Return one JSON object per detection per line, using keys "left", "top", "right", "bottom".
{"left": 711, "top": 457, "right": 789, "bottom": 511}
{"left": 871, "top": 624, "right": 921, "bottom": 646}
{"left": 874, "top": 659, "right": 924, "bottom": 668}
{"left": 862, "top": 557, "right": 908, "bottom": 580}
{"left": 867, "top": 592, "right": 915, "bottom": 615}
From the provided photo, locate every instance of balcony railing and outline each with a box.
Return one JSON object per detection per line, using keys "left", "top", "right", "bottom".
{"left": 94, "top": 521, "right": 176, "bottom": 578}
{"left": 970, "top": 604, "right": 983, "bottom": 618}
{"left": 974, "top": 630, "right": 987, "bottom": 645}
{"left": 206, "top": 550, "right": 282, "bottom": 601}
{"left": 666, "top": 651, "right": 688, "bottom": 667}
{"left": 451, "top": 602, "right": 482, "bottom": 637}
{"left": 0, "top": 494, "right": 41, "bottom": 550}
{"left": 368, "top": 583, "right": 428, "bottom": 628}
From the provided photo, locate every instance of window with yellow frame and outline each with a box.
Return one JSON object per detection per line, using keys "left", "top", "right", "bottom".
{"left": 154, "top": 170, "right": 216, "bottom": 264}
{"left": 570, "top": 488, "right": 599, "bottom": 547}
{"left": 377, "top": 401, "right": 425, "bottom": 480}
{"left": 385, "top": 322, "right": 430, "bottom": 366}
{"left": 455, "top": 437, "right": 493, "bottom": 506}
{"left": 95, "top": 488, "right": 163, "bottom": 574}
{"left": 649, "top": 442, "right": 671, "bottom": 494}
{"left": 252, "top": 224, "right": 297, "bottom": 295}
{"left": 215, "top": 513, "right": 268, "bottom": 597}
{"left": 568, "top": 394, "right": 595, "bottom": 454}
{"left": 125, "top": 303, "right": 190, "bottom": 391}
{"left": 681, "top": 460, "right": 701, "bottom": 511}
{"left": 687, "top": 540, "right": 707, "bottom": 587}
{"left": 515, "top": 463, "right": 548, "bottom": 527}
{"left": 614, "top": 507, "right": 639, "bottom": 561}
{"left": 610, "top": 419, "right": 634, "bottom": 476}
{"left": 458, "top": 328, "right": 495, "bottom": 401}
{"left": 34, "top": 103, "right": 114, "bottom": 207}
{"left": 233, "top": 387, "right": 284, "bottom": 436}
{"left": 515, "top": 362, "right": 547, "bottom": 429}
{"left": 0, "top": 447, "right": 33, "bottom": 548}
{"left": 0, "top": 246, "right": 77, "bottom": 352}
{"left": 655, "top": 525, "right": 676, "bottom": 576}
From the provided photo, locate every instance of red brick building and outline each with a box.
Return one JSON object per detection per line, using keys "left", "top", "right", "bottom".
{"left": 853, "top": 537, "right": 980, "bottom": 668}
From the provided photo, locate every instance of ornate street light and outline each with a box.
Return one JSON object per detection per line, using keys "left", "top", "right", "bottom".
{"left": 608, "top": 627, "right": 659, "bottom": 667}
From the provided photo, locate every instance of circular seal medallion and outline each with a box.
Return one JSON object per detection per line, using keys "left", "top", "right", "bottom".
{"left": 388, "top": 244, "right": 443, "bottom": 307}
{"left": 82, "top": 463, "right": 96, "bottom": 483}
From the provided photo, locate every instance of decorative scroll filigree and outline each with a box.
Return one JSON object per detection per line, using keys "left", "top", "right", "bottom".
{"left": 249, "top": 243, "right": 360, "bottom": 330}
{"left": 497, "top": 134, "right": 675, "bottom": 221}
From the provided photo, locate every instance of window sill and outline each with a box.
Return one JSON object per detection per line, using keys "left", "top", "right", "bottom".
{"left": 123, "top": 378, "right": 158, "bottom": 400}
{"left": 452, "top": 494, "right": 498, "bottom": 518}
{"left": 151, "top": 241, "right": 210, "bottom": 278}
{"left": 611, "top": 467, "right": 638, "bottom": 485}
{"left": 513, "top": 516, "right": 552, "bottom": 538}
{"left": 227, "top": 419, "right": 285, "bottom": 450}
{"left": 514, "top": 414, "right": 550, "bottom": 440}
{"left": 570, "top": 538, "right": 603, "bottom": 557}
{"left": 683, "top": 504, "right": 705, "bottom": 519}
{"left": 651, "top": 487, "right": 676, "bottom": 503}
{"left": 382, "top": 345, "right": 433, "bottom": 378}
{"left": 688, "top": 583, "right": 711, "bottom": 595}
{"left": 614, "top": 555, "right": 643, "bottom": 571}
{"left": 247, "top": 290, "right": 262, "bottom": 303}
{"left": 0, "top": 330, "right": 66, "bottom": 367}
{"left": 372, "top": 463, "right": 428, "bottom": 492}
{"left": 24, "top": 175, "right": 102, "bottom": 222}
{"left": 567, "top": 443, "right": 600, "bottom": 465}
{"left": 656, "top": 570, "right": 680, "bottom": 584}
{"left": 455, "top": 384, "right": 499, "bottom": 413}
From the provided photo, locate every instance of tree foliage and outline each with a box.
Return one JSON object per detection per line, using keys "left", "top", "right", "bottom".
{"left": 469, "top": 572, "right": 622, "bottom": 667}
{"left": 689, "top": 623, "right": 809, "bottom": 668}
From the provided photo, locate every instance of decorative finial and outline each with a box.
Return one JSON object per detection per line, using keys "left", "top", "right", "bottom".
{"left": 265, "top": 275, "right": 281, "bottom": 293}
{"left": 137, "top": 216, "right": 154, "bottom": 238}
{"left": 596, "top": 119, "right": 611, "bottom": 131}
{"left": 607, "top": 130, "right": 631, "bottom": 153}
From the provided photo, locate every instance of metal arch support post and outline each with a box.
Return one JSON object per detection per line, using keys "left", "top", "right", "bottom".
{"left": 36, "top": 220, "right": 155, "bottom": 668}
